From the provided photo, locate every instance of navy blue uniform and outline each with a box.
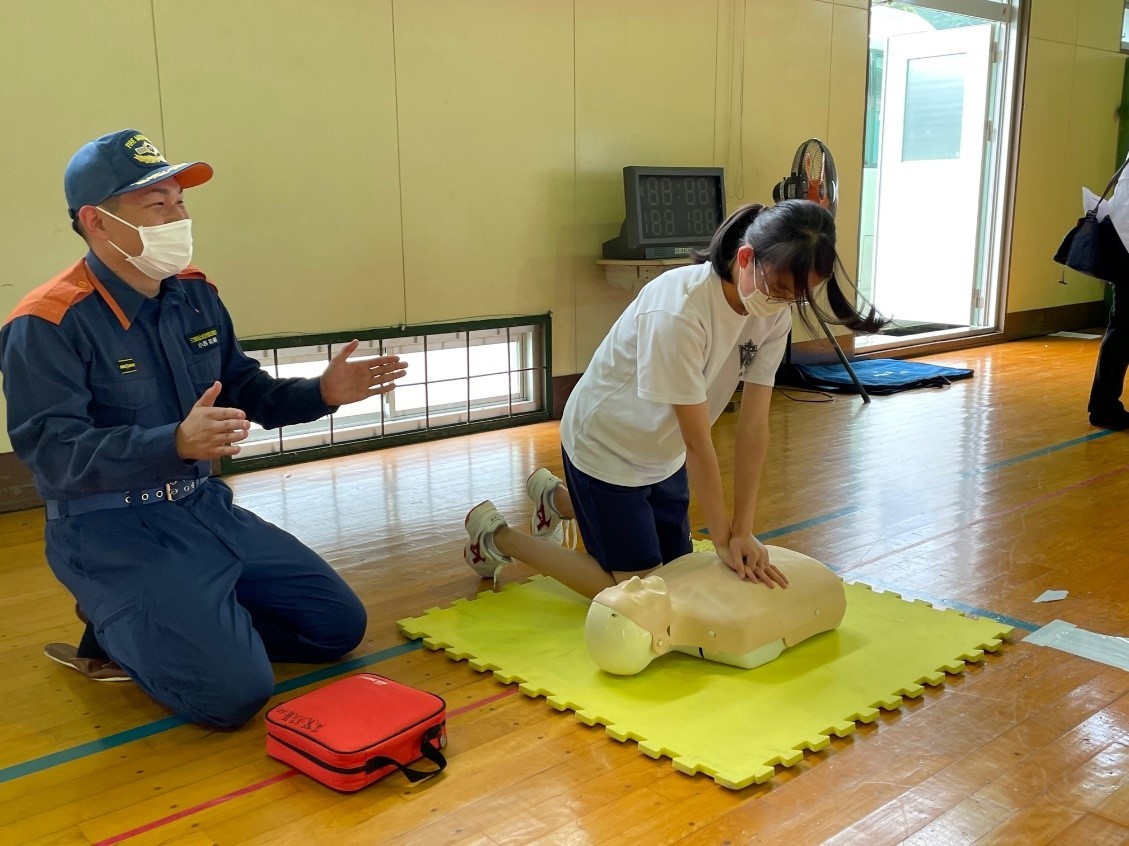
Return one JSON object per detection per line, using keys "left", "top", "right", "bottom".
{"left": 0, "top": 253, "right": 366, "bottom": 727}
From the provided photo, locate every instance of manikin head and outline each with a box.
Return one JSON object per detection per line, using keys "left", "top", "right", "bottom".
{"left": 585, "top": 574, "right": 673, "bottom": 675}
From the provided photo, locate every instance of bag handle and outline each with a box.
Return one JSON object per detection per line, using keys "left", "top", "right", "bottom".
{"left": 1097, "top": 155, "right": 1129, "bottom": 203}
{"left": 364, "top": 723, "right": 447, "bottom": 784}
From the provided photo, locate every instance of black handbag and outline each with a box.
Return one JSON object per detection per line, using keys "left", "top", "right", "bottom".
{"left": 1054, "top": 159, "right": 1129, "bottom": 284}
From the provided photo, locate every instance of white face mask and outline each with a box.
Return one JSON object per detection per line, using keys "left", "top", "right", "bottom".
{"left": 98, "top": 207, "right": 193, "bottom": 280}
{"left": 739, "top": 260, "right": 792, "bottom": 319}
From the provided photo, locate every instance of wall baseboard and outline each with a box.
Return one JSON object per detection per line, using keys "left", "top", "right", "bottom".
{"left": 0, "top": 453, "right": 40, "bottom": 515}
{"left": 1004, "top": 301, "right": 1106, "bottom": 341}
{"left": 552, "top": 374, "right": 581, "bottom": 419}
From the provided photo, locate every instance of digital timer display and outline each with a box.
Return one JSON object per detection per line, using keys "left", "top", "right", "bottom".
{"left": 635, "top": 175, "right": 721, "bottom": 240}
{"left": 602, "top": 166, "right": 726, "bottom": 260}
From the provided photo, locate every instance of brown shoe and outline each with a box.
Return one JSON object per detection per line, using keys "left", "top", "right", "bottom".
{"left": 43, "top": 643, "right": 131, "bottom": 682}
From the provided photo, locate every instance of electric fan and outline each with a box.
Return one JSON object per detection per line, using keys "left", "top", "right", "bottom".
{"left": 772, "top": 138, "right": 872, "bottom": 401}
{"left": 772, "top": 138, "right": 838, "bottom": 218}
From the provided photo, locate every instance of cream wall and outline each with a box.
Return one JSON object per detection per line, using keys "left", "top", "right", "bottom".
{"left": 0, "top": 0, "right": 1122, "bottom": 457}
{"left": 1009, "top": 0, "right": 1126, "bottom": 313}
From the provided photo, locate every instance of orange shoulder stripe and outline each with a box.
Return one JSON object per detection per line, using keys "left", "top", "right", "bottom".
{"left": 4, "top": 260, "right": 100, "bottom": 327}
{"left": 177, "top": 264, "right": 218, "bottom": 293}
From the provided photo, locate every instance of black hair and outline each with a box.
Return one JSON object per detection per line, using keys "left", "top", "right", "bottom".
{"left": 70, "top": 195, "right": 120, "bottom": 241}
{"left": 692, "top": 199, "right": 886, "bottom": 333}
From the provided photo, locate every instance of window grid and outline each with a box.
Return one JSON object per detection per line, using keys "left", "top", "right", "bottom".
{"left": 224, "top": 316, "right": 551, "bottom": 473}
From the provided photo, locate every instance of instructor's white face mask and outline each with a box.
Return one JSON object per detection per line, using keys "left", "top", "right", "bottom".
{"left": 98, "top": 206, "right": 193, "bottom": 280}
{"left": 740, "top": 260, "right": 792, "bottom": 319}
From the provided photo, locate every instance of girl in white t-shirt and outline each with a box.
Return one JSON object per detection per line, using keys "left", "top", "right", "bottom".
{"left": 463, "top": 200, "right": 883, "bottom": 598}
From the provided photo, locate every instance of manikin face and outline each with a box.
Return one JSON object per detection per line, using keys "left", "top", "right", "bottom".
{"left": 585, "top": 575, "right": 672, "bottom": 676}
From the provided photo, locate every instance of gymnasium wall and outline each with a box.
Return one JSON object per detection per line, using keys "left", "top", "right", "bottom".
{"left": 0, "top": 0, "right": 1122, "bottom": 460}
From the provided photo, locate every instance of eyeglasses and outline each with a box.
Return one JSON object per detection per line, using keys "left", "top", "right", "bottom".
{"left": 754, "top": 261, "right": 794, "bottom": 304}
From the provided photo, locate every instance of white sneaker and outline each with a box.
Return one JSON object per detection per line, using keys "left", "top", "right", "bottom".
{"left": 464, "top": 500, "right": 513, "bottom": 582}
{"left": 526, "top": 468, "right": 577, "bottom": 548}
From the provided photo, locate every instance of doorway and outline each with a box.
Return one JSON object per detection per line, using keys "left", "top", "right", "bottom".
{"left": 858, "top": 0, "right": 1020, "bottom": 349}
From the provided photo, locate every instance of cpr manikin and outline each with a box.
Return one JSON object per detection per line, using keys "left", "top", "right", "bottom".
{"left": 585, "top": 546, "right": 846, "bottom": 675}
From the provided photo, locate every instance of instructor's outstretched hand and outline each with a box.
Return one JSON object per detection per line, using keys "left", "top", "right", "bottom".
{"left": 175, "top": 382, "right": 249, "bottom": 459}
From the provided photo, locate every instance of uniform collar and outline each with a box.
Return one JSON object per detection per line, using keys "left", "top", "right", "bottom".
{"left": 85, "top": 251, "right": 184, "bottom": 326}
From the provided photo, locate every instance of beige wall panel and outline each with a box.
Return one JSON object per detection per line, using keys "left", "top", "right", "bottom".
{"left": 1058, "top": 45, "right": 1125, "bottom": 298}
{"left": 152, "top": 0, "right": 404, "bottom": 338}
{"left": 1075, "top": 0, "right": 1124, "bottom": 53}
{"left": 1064, "top": 46, "right": 1124, "bottom": 196}
{"left": 572, "top": 0, "right": 719, "bottom": 370}
{"left": 827, "top": 3, "right": 869, "bottom": 285}
{"left": 791, "top": 2, "right": 868, "bottom": 345}
{"left": 0, "top": 0, "right": 163, "bottom": 454}
{"left": 1008, "top": 39, "right": 1101, "bottom": 313}
{"left": 1029, "top": 0, "right": 1079, "bottom": 46}
{"left": 395, "top": 0, "right": 574, "bottom": 358}
{"left": 833, "top": 0, "right": 869, "bottom": 10}
{"left": 738, "top": 0, "right": 834, "bottom": 204}
{"left": 738, "top": 0, "right": 834, "bottom": 343}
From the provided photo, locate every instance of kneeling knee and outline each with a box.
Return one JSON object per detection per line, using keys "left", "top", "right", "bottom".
{"left": 182, "top": 665, "right": 276, "bottom": 729}
{"left": 322, "top": 601, "right": 367, "bottom": 658}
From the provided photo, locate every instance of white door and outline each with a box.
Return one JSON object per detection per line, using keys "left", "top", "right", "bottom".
{"left": 872, "top": 24, "right": 994, "bottom": 327}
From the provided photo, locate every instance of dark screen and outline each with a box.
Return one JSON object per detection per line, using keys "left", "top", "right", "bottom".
{"left": 637, "top": 175, "right": 721, "bottom": 240}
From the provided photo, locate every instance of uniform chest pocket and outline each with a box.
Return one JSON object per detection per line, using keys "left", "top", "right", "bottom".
{"left": 89, "top": 376, "right": 159, "bottom": 412}
{"left": 187, "top": 349, "right": 222, "bottom": 392}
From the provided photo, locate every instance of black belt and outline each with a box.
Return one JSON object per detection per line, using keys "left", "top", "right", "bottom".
{"left": 45, "top": 477, "right": 208, "bottom": 520}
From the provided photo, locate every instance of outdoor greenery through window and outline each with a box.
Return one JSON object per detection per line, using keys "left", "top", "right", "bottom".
{"left": 225, "top": 315, "right": 551, "bottom": 472}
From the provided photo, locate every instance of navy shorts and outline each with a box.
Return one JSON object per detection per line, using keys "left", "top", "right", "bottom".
{"left": 561, "top": 448, "right": 692, "bottom": 573}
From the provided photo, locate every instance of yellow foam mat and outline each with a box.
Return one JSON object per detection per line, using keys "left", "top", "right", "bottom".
{"left": 398, "top": 575, "right": 1012, "bottom": 789}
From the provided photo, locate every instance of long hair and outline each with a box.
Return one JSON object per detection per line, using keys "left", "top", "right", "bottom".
{"left": 692, "top": 200, "right": 886, "bottom": 333}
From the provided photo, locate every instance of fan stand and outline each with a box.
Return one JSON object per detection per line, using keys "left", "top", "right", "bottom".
{"left": 814, "top": 312, "right": 871, "bottom": 404}
{"left": 776, "top": 137, "right": 871, "bottom": 404}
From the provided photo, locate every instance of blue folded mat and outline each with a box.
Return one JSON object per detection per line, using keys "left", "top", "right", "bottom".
{"left": 782, "top": 359, "right": 973, "bottom": 395}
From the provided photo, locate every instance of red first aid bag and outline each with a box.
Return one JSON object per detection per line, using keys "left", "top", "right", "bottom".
{"left": 265, "top": 673, "right": 447, "bottom": 792}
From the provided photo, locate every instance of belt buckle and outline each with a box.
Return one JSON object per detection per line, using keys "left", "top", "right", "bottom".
{"left": 165, "top": 480, "right": 197, "bottom": 502}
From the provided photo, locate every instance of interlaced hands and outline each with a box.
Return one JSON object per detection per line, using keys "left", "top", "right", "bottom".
{"left": 715, "top": 533, "right": 789, "bottom": 589}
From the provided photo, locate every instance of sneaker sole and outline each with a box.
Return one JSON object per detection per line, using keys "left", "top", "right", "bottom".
{"left": 464, "top": 501, "right": 510, "bottom": 579}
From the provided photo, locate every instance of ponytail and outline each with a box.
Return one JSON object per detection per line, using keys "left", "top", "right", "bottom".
{"left": 690, "top": 203, "right": 764, "bottom": 282}
{"left": 820, "top": 259, "right": 886, "bottom": 334}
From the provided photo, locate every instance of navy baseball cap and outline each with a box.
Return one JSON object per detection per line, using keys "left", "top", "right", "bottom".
{"left": 64, "top": 129, "right": 213, "bottom": 216}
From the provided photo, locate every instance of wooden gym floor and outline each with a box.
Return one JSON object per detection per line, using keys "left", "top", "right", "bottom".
{"left": 0, "top": 334, "right": 1127, "bottom": 845}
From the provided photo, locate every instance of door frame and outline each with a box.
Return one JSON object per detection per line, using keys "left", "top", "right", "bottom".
{"left": 857, "top": 0, "right": 1027, "bottom": 357}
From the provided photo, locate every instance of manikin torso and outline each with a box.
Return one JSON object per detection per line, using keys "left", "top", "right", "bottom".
{"left": 585, "top": 546, "right": 846, "bottom": 675}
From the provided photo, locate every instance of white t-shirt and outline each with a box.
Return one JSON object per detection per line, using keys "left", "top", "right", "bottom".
{"left": 561, "top": 262, "right": 790, "bottom": 487}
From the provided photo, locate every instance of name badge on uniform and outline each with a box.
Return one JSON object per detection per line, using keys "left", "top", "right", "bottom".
{"left": 186, "top": 328, "right": 219, "bottom": 351}
{"left": 118, "top": 358, "right": 137, "bottom": 375}
{"left": 739, "top": 341, "right": 758, "bottom": 379}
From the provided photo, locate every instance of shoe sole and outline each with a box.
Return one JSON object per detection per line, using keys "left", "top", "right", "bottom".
{"left": 43, "top": 643, "right": 132, "bottom": 682}
{"left": 465, "top": 501, "right": 509, "bottom": 578}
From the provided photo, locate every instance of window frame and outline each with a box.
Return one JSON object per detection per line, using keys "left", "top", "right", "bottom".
{"left": 223, "top": 314, "right": 552, "bottom": 473}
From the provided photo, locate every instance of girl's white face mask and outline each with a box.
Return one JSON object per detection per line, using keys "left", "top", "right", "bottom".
{"left": 740, "top": 260, "right": 792, "bottom": 319}
{"left": 98, "top": 206, "right": 193, "bottom": 280}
